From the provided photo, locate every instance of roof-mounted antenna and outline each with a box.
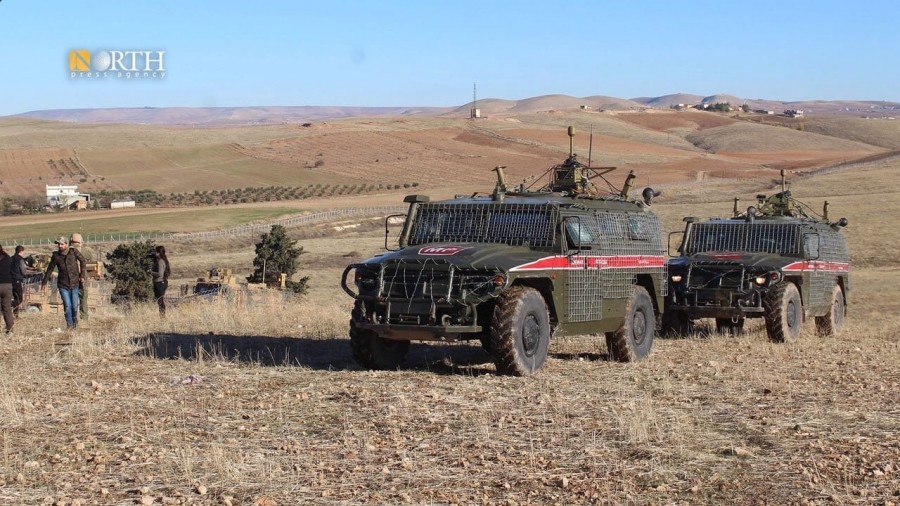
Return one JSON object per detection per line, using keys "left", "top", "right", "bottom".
{"left": 587, "top": 124, "right": 593, "bottom": 168}
{"left": 567, "top": 126, "right": 575, "bottom": 157}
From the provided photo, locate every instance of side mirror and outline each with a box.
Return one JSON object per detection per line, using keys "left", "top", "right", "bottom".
{"left": 668, "top": 231, "right": 685, "bottom": 257}
{"left": 384, "top": 213, "right": 407, "bottom": 251}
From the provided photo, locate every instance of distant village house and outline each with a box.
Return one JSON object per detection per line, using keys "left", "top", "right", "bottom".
{"left": 46, "top": 184, "right": 91, "bottom": 210}
{"left": 110, "top": 198, "right": 136, "bottom": 209}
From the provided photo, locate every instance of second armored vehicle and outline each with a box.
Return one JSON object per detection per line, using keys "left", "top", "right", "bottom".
{"left": 342, "top": 127, "right": 667, "bottom": 376}
{"left": 665, "top": 171, "right": 850, "bottom": 341}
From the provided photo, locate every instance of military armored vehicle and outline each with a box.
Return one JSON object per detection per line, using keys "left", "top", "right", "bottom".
{"left": 665, "top": 171, "right": 850, "bottom": 341}
{"left": 341, "top": 127, "right": 667, "bottom": 376}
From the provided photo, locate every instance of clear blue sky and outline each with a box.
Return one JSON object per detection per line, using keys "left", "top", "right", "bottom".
{"left": 1, "top": 0, "right": 898, "bottom": 116}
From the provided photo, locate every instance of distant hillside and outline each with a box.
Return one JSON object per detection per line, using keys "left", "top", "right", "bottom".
{"left": 12, "top": 94, "right": 900, "bottom": 126}
{"left": 631, "top": 93, "right": 705, "bottom": 108}
{"left": 16, "top": 105, "right": 454, "bottom": 126}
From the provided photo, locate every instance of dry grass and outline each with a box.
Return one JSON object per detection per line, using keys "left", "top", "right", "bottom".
{"left": 0, "top": 287, "right": 896, "bottom": 505}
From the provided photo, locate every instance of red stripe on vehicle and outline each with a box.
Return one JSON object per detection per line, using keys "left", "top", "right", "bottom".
{"left": 510, "top": 255, "right": 666, "bottom": 271}
{"left": 782, "top": 261, "right": 850, "bottom": 272}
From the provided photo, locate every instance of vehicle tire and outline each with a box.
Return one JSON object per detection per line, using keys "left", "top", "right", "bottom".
{"left": 607, "top": 286, "right": 655, "bottom": 361}
{"left": 479, "top": 335, "right": 492, "bottom": 354}
{"left": 764, "top": 282, "right": 802, "bottom": 343}
{"left": 349, "top": 301, "right": 409, "bottom": 370}
{"left": 815, "top": 284, "right": 845, "bottom": 337}
{"left": 490, "top": 286, "right": 551, "bottom": 376}
{"left": 715, "top": 317, "right": 745, "bottom": 336}
{"left": 660, "top": 309, "right": 692, "bottom": 338}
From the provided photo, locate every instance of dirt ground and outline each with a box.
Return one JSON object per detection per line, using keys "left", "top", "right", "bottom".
{"left": 0, "top": 263, "right": 896, "bottom": 506}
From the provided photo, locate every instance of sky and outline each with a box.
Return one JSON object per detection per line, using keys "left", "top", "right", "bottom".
{"left": 1, "top": 0, "right": 898, "bottom": 116}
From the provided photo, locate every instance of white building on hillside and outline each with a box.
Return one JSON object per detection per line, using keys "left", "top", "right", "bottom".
{"left": 110, "top": 198, "right": 136, "bottom": 209}
{"left": 46, "top": 185, "right": 91, "bottom": 208}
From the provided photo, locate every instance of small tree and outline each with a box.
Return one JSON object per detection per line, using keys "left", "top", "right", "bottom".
{"left": 105, "top": 240, "right": 156, "bottom": 304}
{"left": 247, "top": 225, "right": 309, "bottom": 294}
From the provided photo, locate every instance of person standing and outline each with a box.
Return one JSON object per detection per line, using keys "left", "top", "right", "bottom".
{"left": 152, "top": 245, "right": 170, "bottom": 316}
{"left": 11, "top": 245, "right": 27, "bottom": 317}
{"left": 41, "top": 236, "right": 86, "bottom": 330}
{"left": 0, "top": 246, "right": 15, "bottom": 335}
{"left": 69, "top": 233, "right": 91, "bottom": 321}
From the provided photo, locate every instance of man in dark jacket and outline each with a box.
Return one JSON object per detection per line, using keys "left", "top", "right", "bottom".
{"left": 0, "top": 246, "right": 14, "bottom": 334}
{"left": 41, "top": 236, "right": 86, "bottom": 330}
{"left": 11, "top": 245, "right": 27, "bottom": 317}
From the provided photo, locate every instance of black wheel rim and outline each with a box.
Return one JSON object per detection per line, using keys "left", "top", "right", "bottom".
{"left": 632, "top": 310, "right": 647, "bottom": 345}
{"left": 522, "top": 313, "right": 541, "bottom": 357}
{"left": 786, "top": 299, "right": 797, "bottom": 329}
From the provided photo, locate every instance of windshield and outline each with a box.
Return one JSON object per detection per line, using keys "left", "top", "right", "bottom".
{"left": 685, "top": 222, "right": 800, "bottom": 256}
{"left": 408, "top": 202, "right": 557, "bottom": 247}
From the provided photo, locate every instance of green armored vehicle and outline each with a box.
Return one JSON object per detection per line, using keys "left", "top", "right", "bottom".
{"left": 665, "top": 171, "right": 850, "bottom": 341}
{"left": 341, "top": 127, "right": 667, "bottom": 376}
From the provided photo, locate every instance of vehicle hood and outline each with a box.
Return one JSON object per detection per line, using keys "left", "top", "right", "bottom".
{"left": 668, "top": 252, "right": 797, "bottom": 270}
{"left": 358, "top": 243, "right": 549, "bottom": 271}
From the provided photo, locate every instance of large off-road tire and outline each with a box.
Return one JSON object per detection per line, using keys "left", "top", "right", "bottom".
{"left": 607, "top": 286, "right": 655, "bottom": 362}
{"left": 715, "top": 317, "right": 745, "bottom": 336}
{"left": 660, "top": 309, "right": 692, "bottom": 338}
{"left": 490, "top": 286, "right": 551, "bottom": 376}
{"left": 764, "top": 282, "right": 802, "bottom": 343}
{"left": 815, "top": 284, "right": 845, "bottom": 337}
{"left": 349, "top": 301, "right": 409, "bottom": 370}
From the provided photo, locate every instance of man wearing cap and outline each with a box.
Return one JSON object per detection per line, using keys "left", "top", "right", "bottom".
{"left": 41, "top": 236, "right": 86, "bottom": 330}
{"left": 69, "top": 233, "right": 92, "bottom": 321}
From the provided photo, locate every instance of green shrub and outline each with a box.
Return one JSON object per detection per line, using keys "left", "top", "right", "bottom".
{"left": 105, "top": 240, "right": 155, "bottom": 304}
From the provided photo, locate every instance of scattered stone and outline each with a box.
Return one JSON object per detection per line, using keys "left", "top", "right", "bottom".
{"left": 721, "top": 446, "right": 753, "bottom": 458}
{"left": 174, "top": 374, "right": 204, "bottom": 386}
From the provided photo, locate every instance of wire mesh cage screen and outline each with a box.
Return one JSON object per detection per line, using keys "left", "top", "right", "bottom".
{"left": 685, "top": 222, "right": 801, "bottom": 256}
{"left": 567, "top": 269, "right": 603, "bottom": 322}
{"left": 408, "top": 203, "right": 558, "bottom": 248}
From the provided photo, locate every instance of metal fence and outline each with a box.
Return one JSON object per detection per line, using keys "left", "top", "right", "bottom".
{"left": 4, "top": 206, "right": 406, "bottom": 248}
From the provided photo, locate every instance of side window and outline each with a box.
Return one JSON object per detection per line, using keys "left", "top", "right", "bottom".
{"left": 803, "top": 234, "right": 820, "bottom": 260}
{"left": 565, "top": 220, "right": 593, "bottom": 248}
{"left": 627, "top": 215, "right": 650, "bottom": 241}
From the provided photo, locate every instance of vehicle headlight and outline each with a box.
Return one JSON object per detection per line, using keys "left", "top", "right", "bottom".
{"left": 354, "top": 269, "right": 377, "bottom": 290}
{"left": 754, "top": 275, "right": 767, "bottom": 286}
{"left": 671, "top": 274, "right": 683, "bottom": 283}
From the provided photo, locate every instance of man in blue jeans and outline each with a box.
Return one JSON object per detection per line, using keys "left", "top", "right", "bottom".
{"left": 41, "top": 236, "right": 86, "bottom": 330}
